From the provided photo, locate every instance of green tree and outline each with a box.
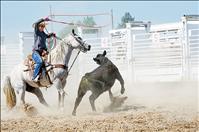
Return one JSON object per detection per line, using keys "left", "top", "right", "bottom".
{"left": 57, "top": 16, "right": 98, "bottom": 39}
{"left": 82, "top": 16, "right": 98, "bottom": 34}
{"left": 118, "top": 12, "right": 135, "bottom": 28}
{"left": 58, "top": 24, "right": 78, "bottom": 39}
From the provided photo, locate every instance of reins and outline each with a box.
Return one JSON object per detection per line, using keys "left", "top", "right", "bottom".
{"left": 68, "top": 50, "right": 80, "bottom": 74}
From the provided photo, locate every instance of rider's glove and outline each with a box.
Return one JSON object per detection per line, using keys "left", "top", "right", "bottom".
{"left": 44, "top": 17, "right": 51, "bottom": 21}
{"left": 49, "top": 33, "right": 56, "bottom": 38}
{"left": 52, "top": 33, "right": 56, "bottom": 37}
{"left": 41, "top": 50, "right": 48, "bottom": 56}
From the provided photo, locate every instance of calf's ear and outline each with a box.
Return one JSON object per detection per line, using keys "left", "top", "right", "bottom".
{"left": 103, "top": 50, "right": 106, "bottom": 56}
{"left": 72, "top": 29, "right": 75, "bottom": 35}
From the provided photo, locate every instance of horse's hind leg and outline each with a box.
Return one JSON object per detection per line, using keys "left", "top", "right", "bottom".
{"left": 15, "top": 84, "right": 26, "bottom": 106}
{"left": 26, "top": 85, "right": 48, "bottom": 107}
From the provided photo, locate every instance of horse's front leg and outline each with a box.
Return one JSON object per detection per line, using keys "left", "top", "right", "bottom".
{"left": 54, "top": 78, "right": 65, "bottom": 110}
{"left": 60, "top": 89, "right": 65, "bottom": 109}
{"left": 61, "top": 79, "right": 67, "bottom": 108}
{"left": 58, "top": 91, "right": 61, "bottom": 108}
{"left": 58, "top": 90, "right": 65, "bottom": 109}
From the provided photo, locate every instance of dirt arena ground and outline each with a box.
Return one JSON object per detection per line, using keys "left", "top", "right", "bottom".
{"left": 1, "top": 81, "right": 199, "bottom": 131}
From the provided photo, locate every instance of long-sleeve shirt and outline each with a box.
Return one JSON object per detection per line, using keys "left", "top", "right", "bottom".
{"left": 33, "top": 19, "right": 53, "bottom": 54}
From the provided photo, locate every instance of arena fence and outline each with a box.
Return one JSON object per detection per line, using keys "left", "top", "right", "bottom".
{"left": 2, "top": 16, "right": 198, "bottom": 83}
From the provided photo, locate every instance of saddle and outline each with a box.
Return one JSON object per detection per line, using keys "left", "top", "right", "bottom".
{"left": 24, "top": 54, "right": 52, "bottom": 88}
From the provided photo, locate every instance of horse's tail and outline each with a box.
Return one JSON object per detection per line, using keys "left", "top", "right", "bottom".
{"left": 3, "top": 76, "right": 16, "bottom": 109}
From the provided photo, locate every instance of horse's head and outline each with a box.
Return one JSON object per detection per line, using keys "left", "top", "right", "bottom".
{"left": 65, "top": 29, "right": 91, "bottom": 52}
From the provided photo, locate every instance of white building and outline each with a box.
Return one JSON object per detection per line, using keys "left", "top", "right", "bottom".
{"left": 1, "top": 41, "right": 22, "bottom": 81}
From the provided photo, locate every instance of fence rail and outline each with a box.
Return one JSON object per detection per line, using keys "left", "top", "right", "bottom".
{"left": 1, "top": 18, "right": 198, "bottom": 83}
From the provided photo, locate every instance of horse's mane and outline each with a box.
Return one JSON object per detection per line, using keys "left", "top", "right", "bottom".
{"left": 50, "top": 35, "right": 71, "bottom": 63}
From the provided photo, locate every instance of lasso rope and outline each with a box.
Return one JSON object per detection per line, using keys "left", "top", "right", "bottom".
{"left": 47, "top": 36, "right": 56, "bottom": 51}
{"left": 45, "top": 27, "right": 56, "bottom": 51}
{"left": 49, "top": 19, "right": 110, "bottom": 29}
{"left": 49, "top": 12, "right": 110, "bottom": 17}
{"left": 67, "top": 50, "right": 80, "bottom": 74}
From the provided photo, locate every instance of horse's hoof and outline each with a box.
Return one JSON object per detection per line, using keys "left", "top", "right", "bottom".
{"left": 58, "top": 107, "right": 64, "bottom": 113}
{"left": 20, "top": 103, "right": 38, "bottom": 117}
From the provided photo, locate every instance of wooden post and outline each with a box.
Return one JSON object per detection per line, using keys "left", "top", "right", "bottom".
{"left": 111, "top": 9, "right": 114, "bottom": 29}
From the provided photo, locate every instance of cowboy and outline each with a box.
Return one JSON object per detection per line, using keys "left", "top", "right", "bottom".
{"left": 32, "top": 17, "right": 55, "bottom": 82}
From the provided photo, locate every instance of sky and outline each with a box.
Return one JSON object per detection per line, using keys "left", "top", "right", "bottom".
{"left": 1, "top": 1, "right": 199, "bottom": 43}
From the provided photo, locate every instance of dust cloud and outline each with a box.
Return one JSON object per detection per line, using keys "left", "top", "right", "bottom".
{"left": 1, "top": 55, "right": 198, "bottom": 131}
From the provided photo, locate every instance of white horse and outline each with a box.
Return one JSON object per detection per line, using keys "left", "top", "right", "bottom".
{"left": 3, "top": 29, "right": 91, "bottom": 110}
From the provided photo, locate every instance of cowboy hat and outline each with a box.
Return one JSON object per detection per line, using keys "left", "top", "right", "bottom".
{"left": 32, "top": 21, "right": 48, "bottom": 28}
{"left": 39, "top": 21, "right": 48, "bottom": 26}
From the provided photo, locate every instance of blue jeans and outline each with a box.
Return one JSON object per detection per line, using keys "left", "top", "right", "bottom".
{"left": 32, "top": 51, "right": 43, "bottom": 80}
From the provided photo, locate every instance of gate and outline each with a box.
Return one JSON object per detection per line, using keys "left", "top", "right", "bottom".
{"left": 132, "top": 29, "right": 184, "bottom": 81}
{"left": 109, "top": 15, "right": 199, "bottom": 82}
{"left": 188, "top": 28, "right": 199, "bottom": 80}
